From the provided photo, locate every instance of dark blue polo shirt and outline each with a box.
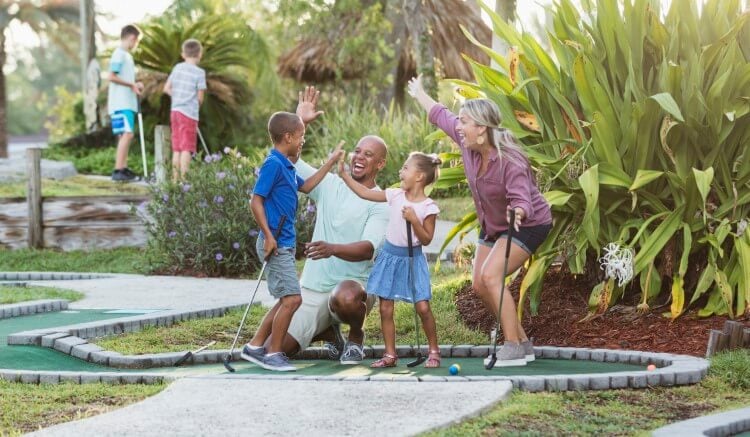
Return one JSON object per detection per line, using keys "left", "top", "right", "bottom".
{"left": 252, "top": 148, "right": 304, "bottom": 248}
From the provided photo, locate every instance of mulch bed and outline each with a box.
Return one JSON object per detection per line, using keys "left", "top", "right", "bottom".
{"left": 455, "top": 266, "right": 749, "bottom": 357}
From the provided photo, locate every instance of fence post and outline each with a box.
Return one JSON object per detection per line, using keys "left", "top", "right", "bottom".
{"left": 154, "top": 125, "right": 171, "bottom": 184}
{"left": 26, "top": 148, "right": 43, "bottom": 248}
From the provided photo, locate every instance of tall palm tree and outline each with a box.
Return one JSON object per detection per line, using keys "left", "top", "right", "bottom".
{"left": 0, "top": 0, "right": 79, "bottom": 158}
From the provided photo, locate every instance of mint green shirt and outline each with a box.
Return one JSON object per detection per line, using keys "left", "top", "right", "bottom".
{"left": 295, "top": 160, "right": 389, "bottom": 293}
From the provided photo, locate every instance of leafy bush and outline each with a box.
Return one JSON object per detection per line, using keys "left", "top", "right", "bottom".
{"left": 443, "top": 0, "right": 750, "bottom": 318}
{"left": 44, "top": 86, "right": 85, "bottom": 143}
{"left": 708, "top": 349, "right": 750, "bottom": 391}
{"left": 138, "top": 147, "right": 318, "bottom": 277}
{"left": 44, "top": 139, "right": 154, "bottom": 177}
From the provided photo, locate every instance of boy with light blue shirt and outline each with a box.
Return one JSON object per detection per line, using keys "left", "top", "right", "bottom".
{"left": 108, "top": 24, "right": 143, "bottom": 182}
{"left": 241, "top": 111, "right": 342, "bottom": 372}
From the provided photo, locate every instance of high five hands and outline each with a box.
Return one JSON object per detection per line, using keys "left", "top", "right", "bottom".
{"left": 407, "top": 74, "right": 423, "bottom": 98}
{"left": 297, "top": 86, "right": 324, "bottom": 125}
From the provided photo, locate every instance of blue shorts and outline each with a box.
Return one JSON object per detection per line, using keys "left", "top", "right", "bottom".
{"left": 478, "top": 223, "right": 552, "bottom": 255}
{"left": 111, "top": 110, "right": 135, "bottom": 135}
{"left": 256, "top": 235, "right": 301, "bottom": 299}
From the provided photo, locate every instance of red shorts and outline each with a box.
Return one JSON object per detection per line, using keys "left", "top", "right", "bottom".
{"left": 170, "top": 111, "right": 198, "bottom": 153}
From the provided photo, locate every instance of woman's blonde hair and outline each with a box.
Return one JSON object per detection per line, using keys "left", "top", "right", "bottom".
{"left": 460, "top": 98, "right": 527, "bottom": 167}
{"left": 408, "top": 152, "right": 442, "bottom": 186}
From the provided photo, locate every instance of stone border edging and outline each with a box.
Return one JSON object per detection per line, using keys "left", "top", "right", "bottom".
{"left": 2, "top": 303, "right": 709, "bottom": 390}
{"left": 0, "top": 299, "right": 68, "bottom": 319}
{"left": 652, "top": 406, "right": 750, "bottom": 436}
{"left": 0, "top": 272, "right": 111, "bottom": 281}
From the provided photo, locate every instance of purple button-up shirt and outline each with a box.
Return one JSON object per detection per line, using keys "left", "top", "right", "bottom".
{"left": 429, "top": 104, "right": 552, "bottom": 237}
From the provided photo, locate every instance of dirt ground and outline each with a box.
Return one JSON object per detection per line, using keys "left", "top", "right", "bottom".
{"left": 455, "top": 266, "right": 749, "bottom": 357}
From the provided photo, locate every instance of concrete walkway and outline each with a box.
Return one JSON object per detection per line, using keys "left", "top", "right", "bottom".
{"left": 29, "top": 378, "right": 511, "bottom": 436}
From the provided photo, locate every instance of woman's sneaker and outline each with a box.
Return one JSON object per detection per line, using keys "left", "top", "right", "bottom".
{"left": 483, "top": 341, "right": 527, "bottom": 367}
{"left": 521, "top": 339, "right": 535, "bottom": 362}
{"left": 240, "top": 344, "right": 265, "bottom": 366}
{"left": 262, "top": 352, "right": 296, "bottom": 371}
{"left": 340, "top": 341, "right": 364, "bottom": 365}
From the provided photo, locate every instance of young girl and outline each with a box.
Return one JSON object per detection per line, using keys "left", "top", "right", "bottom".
{"left": 338, "top": 152, "right": 442, "bottom": 368}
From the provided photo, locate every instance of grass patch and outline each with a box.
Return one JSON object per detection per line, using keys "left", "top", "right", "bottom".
{"left": 426, "top": 352, "right": 750, "bottom": 436}
{"left": 94, "top": 268, "right": 484, "bottom": 354}
{"left": 0, "top": 248, "right": 149, "bottom": 274}
{"left": 0, "top": 175, "right": 149, "bottom": 198}
{"left": 436, "top": 196, "right": 474, "bottom": 222}
{"left": 0, "top": 380, "right": 164, "bottom": 436}
{"left": 0, "top": 285, "right": 83, "bottom": 304}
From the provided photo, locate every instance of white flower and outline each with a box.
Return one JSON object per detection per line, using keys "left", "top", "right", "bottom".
{"left": 599, "top": 243, "right": 634, "bottom": 287}
{"left": 738, "top": 219, "right": 748, "bottom": 237}
{"left": 223, "top": 146, "right": 231, "bottom": 154}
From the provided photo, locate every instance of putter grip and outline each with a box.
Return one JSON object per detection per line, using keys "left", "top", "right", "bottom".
{"left": 264, "top": 215, "right": 287, "bottom": 262}
{"left": 406, "top": 221, "right": 413, "bottom": 257}
{"left": 505, "top": 210, "right": 515, "bottom": 258}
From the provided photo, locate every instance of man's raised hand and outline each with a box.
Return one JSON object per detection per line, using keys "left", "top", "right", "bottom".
{"left": 297, "top": 86, "right": 324, "bottom": 125}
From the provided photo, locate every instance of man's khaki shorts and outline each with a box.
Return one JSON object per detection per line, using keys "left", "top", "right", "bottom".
{"left": 287, "top": 286, "right": 376, "bottom": 350}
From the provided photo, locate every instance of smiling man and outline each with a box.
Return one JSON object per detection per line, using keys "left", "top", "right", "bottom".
{"left": 266, "top": 87, "right": 389, "bottom": 364}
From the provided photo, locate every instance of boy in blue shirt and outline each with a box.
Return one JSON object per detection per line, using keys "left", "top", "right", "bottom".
{"left": 108, "top": 25, "right": 143, "bottom": 182}
{"left": 243, "top": 112, "right": 342, "bottom": 371}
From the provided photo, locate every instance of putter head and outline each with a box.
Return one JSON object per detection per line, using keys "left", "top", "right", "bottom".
{"left": 485, "top": 354, "right": 497, "bottom": 370}
{"left": 406, "top": 354, "right": 427, "bottom": 368}
{"left": 222, "top": 354, "right": 236, "bottom": 373}
{"left": 173, "top": 351, "right": 192, "bottom": 367}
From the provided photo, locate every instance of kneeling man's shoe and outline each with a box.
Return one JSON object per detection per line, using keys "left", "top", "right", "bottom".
{"left": 340, "top": 341, "right": 364, "bottom": 365}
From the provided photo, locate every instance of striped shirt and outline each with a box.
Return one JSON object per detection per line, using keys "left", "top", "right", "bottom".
{"left": 167, "top": 62, "right": 207, "bottom": 120}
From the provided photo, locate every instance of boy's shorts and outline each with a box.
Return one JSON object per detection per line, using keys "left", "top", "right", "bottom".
{"left": 111, "top": 110, "right": 135, "bottom": 135}
{"left": 256, "top": 235, "right": 301, "bottom": 299}
{"left": 170, "top": 111, "right": 198, "bottom": 153}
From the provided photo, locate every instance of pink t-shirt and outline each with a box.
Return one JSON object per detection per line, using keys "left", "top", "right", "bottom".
{"left": 385, "top": 188, "right": 440, "bottom": 247}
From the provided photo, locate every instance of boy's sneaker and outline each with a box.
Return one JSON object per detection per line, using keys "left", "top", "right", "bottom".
{"left": 122, "top": 168, "right": 141, "bottom": 180}
{"left": 323, "top": 323, "right": 346, "bottom": 360}
{"left": 261, "top": 352, "right": 296, "bottom": 372}
{"left": 340, "top": 341, "right": 364, "bottom": 365}
{"left": 521, "top": 339, "right": 535, "bottom": 362}
{"left": 240, "top": 344, "right": 265, "bottom": 366}
{"left": 483, "top": 342, "right": 527, "bottom": 367}
{"left": 111, "top": 169, "right": 137, "bottom": 182}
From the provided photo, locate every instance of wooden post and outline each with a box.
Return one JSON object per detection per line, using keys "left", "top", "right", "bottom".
{"left": 743, "top": 328, "right": 750, "bottom": 348}
{"left": 724, "top": 321, "right": 745, "bottom": 350}
{"left": 154, "top": 125, "right": 171, "bottom": 184}
{"left": 706, "top": 329, "right": 731, "bottom": 357}
{"left": 26, "top": 148, "right": 43, "bottom": 248}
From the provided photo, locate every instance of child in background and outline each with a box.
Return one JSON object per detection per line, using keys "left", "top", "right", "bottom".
{"left": 163, "top": 39, "right": 207, "bottom": 180}
{"left": 108, "top": 25, "right": 143, "bottom": 182}
{"left": 242, "top": 111, "right": 343, "bottom": 371}
{"left": 339, "top": 152, "right": 442, "bottom": 368}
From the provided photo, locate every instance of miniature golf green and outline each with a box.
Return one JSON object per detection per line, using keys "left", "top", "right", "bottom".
{"left": 2, "top": 311, "right": 647, "bottom": 376}
{"left": 0, "top": 310, "right": 143, "bottom": 372}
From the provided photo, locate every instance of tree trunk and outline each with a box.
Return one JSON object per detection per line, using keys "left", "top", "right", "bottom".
{"left": 0, "top": 29, "right": 8, "bottom": 159}
{"left": 377, "top": 0, "right": 409, "bottom": 108}
{"left": 492, "top": 0, "right": 516, "bottom": 66}
{"left": 403, "top": 0, "right": 437, "bottom": 97}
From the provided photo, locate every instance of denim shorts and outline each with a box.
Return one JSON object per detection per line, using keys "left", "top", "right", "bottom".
{"left": 478, "top": 223, "right": 552, "bottom": 255}
{"left": 256, "top": 235, "right": 301, "bottom": 299}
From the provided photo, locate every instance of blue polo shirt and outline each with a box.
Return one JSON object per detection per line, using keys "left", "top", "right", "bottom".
{"left": 252, "top": 148, "right": 304, "bottom": 248}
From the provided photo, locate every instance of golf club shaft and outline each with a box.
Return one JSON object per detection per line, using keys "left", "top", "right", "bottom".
{"left": 137, "top": 99, "right": 147, "bottom": 179}
{"left": 227, "top": 215, "right": 287, "bottom": 356}
{"left": 406, "top": 221, "right": 424, "bottom": 364}
{"left": 491, "top": 213, "right": 516, "bottom": 356}
{"left": 197, "top": 127, "right": 210, "bottom": 155}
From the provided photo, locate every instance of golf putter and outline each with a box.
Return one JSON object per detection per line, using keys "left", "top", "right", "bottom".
{"left": 174, "top": 340, "right": 216, "bottom": 366}
{"left": 486, "top": 212, "right": 516, "bottom": 371}
{"left": 406, "top": 221, "right": 427, "bottom": 367}
{"left": 197, "top": 127, "right": 210, "bottom": 155}
{"left": 223, "top": 215, "right": 287, "bottom": 372}
{"left": 137, "top": 97, "right": 148, "bottom": 179}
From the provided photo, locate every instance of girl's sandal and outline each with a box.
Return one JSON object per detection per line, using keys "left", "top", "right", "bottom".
{"left": 371, "top": 353, "right": 398, "bottom": 368}
{"left": 424, "top": 350, "right": 441, "bottom": 368}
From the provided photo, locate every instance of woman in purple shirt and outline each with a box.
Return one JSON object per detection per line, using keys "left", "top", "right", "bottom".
{"left": 408, "top": 75, "right": 552, "bottom": 367}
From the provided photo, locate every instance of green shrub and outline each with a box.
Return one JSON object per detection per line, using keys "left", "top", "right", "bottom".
{"left": 139, "top": 148, "right": 318, "bottom": 277}
{"left": 45, "top": 141, "right": 154, "bottom": 176}
{"left": 444, "top": 0, "right": 750, "bottom": 318}
{"left": 708, "top": 349, "right": 750, "bottom": 391}
{"left": 44, "top": 86, "right": 85, "bottom": 143}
